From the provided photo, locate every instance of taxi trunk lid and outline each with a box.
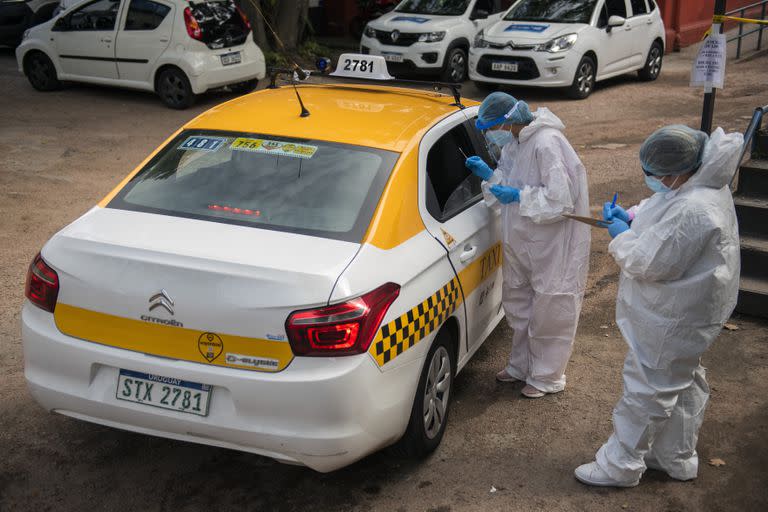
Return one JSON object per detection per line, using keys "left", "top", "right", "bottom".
{"left": 45, "top": 207, "right": 360, "bottom": 372}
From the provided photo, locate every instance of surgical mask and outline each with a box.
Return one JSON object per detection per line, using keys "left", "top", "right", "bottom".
{"left": 644, "top": 174, "right": 679, "bottom": 194}
{"left": 486, "top": 129, "right": 513, "bottom": 148}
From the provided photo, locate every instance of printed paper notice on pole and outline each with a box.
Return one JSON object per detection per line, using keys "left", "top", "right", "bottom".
{"left": 690, "top": 31, "right": 726, "bottom": 89}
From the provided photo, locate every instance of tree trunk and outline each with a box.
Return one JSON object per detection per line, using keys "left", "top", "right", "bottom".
{"left": 238, "top": 0, "right": 270, "bottom": 50}
{"left": 274, "top": 0, "right": 309, "bottom": 50}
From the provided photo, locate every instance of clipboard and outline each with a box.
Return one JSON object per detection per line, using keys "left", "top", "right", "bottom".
{"left": 563, "top": 214, "right": 612, "bottom": 228}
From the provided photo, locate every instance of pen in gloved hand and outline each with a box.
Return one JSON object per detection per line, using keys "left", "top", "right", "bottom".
{"left": 611, "top": 192, "right": 618, "bottom": 209}
{"left": 459, "top": 147, "right": 469, "bottom": 160}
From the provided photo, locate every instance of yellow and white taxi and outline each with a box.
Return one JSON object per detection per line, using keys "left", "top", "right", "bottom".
{"left": 22, "top": 55, "right": 503, "bottom": 472}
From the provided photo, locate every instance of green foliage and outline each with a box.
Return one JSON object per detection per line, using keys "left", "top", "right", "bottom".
{"left": 298, "top": 40, "right": 332, "bottom": 60}
{"left": 263, "top": 50, "right": 289, "bottom": 68}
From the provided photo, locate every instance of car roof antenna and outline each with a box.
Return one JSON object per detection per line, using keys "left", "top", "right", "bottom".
{"left": 292, "top": 82, "right": 310, "bottom": 118}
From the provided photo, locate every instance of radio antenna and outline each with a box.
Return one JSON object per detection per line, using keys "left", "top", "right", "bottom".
{"left": 292, "top": 82, "right": 310, "bottom": 117}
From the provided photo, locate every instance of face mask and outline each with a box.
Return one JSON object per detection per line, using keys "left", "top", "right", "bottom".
{"left": 486, "top": 129, "right": 513, "bottom": 148}
{"left": 644, "top": 175, "right": 677, "bottom": 194}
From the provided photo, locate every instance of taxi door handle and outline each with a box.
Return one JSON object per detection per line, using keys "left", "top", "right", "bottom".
{"left": 100, "top": 36, "right": 113, "bottom": 43}
{"left": 460, "top": 245, "right": 477, "bottom": 263}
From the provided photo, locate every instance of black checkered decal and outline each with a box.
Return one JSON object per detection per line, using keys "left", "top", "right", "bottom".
{"left": 371, "top": 278, "right": 461, "bottom": 366}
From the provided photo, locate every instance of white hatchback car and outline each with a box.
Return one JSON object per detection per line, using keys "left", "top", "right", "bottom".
{"left": 15, "top": 0, "right": 266, "bottom": 108}
{"left": 360, "top": 0, "right": 507, "bottom": 82}
{"left": 469, "top": 0, "right": 665, "bottom": 98}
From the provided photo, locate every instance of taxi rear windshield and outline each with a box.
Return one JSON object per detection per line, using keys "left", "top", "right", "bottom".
{"left": 108, "top": 131, "right": 399, "bottom": 242}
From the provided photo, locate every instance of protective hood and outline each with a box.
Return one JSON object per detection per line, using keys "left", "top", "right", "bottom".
{"left": 518, "top": 108, "right": 566, "bottom": 143}
{"left": 682, "top": 128, "right": 744, "bottom": 190}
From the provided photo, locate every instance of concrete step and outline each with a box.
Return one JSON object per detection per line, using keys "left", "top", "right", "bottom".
{"left": 755, "top": 130, "right": 768, "bottom": 159}
{"left": 736, "top": 275, "right": 768, "bottom": 318}
{"left": 736, "top": 159, "right": 768, "bottom": 197}
{"left": 741, "top": 235, "right": 768, "bottom": 281}
{"left": 735, "top": 196, "right": 768, "bottom": 238}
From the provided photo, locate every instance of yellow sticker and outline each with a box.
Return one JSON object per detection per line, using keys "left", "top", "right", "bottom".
{"left": 441, "top": 228, "right": 456, "bottom": 248}
{"left": 230, "top": 138, "right": 318, "bottom": 159}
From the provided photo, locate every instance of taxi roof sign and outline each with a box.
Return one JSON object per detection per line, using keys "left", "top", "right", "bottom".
{"left": 330, "top": 54, "right": 395, "bottom": 81}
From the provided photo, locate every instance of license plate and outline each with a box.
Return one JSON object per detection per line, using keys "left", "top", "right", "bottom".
{"left": 220, "top": 52, "right": 241, "bottom": 66}
{"left": 492, "top": 62, "right": 518, "bottom": 72}
{"left": 383, "top": 53, "right": 404, "bottom": 63}
{"left": 116, "top": 369, "right": 212, "bottom": 417}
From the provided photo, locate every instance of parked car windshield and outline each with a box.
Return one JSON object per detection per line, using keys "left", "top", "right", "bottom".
{"left": 108, "top": 131, "right": 399, "bottom": 242}
{"left": 395, "top": 0, "right": 471, "bottom": 16}
{"left": 503, "top": 0, "right": 598, "bottom": 24}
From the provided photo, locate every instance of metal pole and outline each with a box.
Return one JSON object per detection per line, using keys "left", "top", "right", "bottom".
{"left": 701, "top": 0, "right": 727, "bottom": 134}
{"left": 759, "top": 3, "right": 766, "bottom": 51}
{"left": 736, "top": 9, "right": 744, "bottom": 58}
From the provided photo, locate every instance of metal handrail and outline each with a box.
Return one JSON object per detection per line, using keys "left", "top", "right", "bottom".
{"left": 726, "top": 0, "right": 768, "bottom": 58}
{"left": 731, "top": 104, "right": 768, "bottom": 188}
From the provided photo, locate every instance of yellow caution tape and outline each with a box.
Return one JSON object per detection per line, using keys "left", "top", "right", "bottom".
{"left": 713, "top": 14, "right": 768, "bottom": 25}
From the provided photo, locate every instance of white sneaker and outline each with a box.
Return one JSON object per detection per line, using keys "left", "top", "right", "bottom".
{"left": 574, "top": 462, "right": 640, "bottom": 488}
{"left": 495, "top": 369, "right": 520, "bottom": 383}
{"left": 521, "top": 384, "right": 546, "bottom": 398}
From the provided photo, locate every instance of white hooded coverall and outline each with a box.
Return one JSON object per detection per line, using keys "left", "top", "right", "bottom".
{"left": 482, "top": 108, "right": 591, "bottom": 393}
{"left": 595, "top": 128, "right": 743, "bottom": 482}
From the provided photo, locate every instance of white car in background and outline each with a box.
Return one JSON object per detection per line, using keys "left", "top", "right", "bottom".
{"left": 470, "top": 0, "right": 665, "bottom": 98}
{"left": 360, "top": 0, "right": 507, "bottom": 82}
{"left": 15, "top": 0, "right": 266, "bottom": 108}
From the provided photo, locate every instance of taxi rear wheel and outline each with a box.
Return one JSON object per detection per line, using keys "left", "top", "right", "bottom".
{"left": 395, "top": 327, "right": 455, "bottom": 457}
{"left": 156, "top": 67, "right": 195, "bottom": 109}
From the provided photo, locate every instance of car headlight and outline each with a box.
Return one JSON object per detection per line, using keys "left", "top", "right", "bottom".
{"left": 535, "top": 33, "right": 578, "bottom": 53}
{"left": 364, "top": 25, "right": 376, "bottom": 38}
{"left": 418, "top": 31, "right": 445, "bottom": 43}
{"left": 473, "top": 30, "right": 488, "bottom": 48}
{"left": 22, "top": 29, "right": 31, "bottom": 40}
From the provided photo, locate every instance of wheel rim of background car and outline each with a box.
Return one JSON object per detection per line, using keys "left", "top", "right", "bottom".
{"left": 30, "top": 57, "right": 50, "bottom": 87}
{"left": 449, "top": 51, "right": 466, "bottom": 82}
{"left": 161, "top": 74, "right": 186, "bottom": 105}
{"left": 649, "top": 47, "right": 662, "bottom": 78}
{"left": 577, "top": 60, "right": 594, "bottom": 95}
{"left": 423, "top": 346, "right": 451, "bottom": 439}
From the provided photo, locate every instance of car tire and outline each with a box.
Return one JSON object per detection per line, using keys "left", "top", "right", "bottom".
{"left": 441, "top": 46, "right": 468, "bottom": 83}
{"left": 24, "top": 51, "right": 61, "bottom": 92}
{"left": 156, "top": 68, "right": 196, "bottom": 109}
{"left": 394, "top": 328, "right": 455, "bottom": 458}
{"left": 638, "top": 41, "right": 663, "bottom": 81}
{"left": 567, "top": 55, "right": 596, "bottom": 100}
{"left": 229, "top": 79, "right": 259, "bottom": 94}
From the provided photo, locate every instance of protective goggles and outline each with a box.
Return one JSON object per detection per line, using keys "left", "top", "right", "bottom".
{"left": 475, "top": 102, "right": 523, "bottom": 131}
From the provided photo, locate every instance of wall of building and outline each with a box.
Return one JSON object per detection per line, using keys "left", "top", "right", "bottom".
{"left": 657, "top": 0, "right": 762, "bottom": 51}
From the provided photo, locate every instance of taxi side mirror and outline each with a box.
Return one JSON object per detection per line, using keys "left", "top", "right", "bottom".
{"left": 471, "top": 9, "right": 489, "bottom": 20}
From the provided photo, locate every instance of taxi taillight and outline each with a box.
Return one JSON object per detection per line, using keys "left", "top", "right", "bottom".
{"left": 286, "top": 283, "right": 400, "bottom": 356}
{"left": 25, "top": 253, "right": 59, "bottom": 313}
{"left": 183, "top": 7, "right": 202, "bottom": 41}
{"left": 235, "top": 6, "right": 251, "bottom": 30}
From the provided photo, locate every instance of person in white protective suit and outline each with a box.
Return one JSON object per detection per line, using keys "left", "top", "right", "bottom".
{"left": 465, "top": 92, "right": 591, "bottom": 398}
{"left": 574, "top": 125, "right": 743, "bottom": 487}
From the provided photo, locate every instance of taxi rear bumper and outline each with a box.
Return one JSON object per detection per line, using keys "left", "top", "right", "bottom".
{"left": 22, "top": 302, "right": 422, "bottom": 472}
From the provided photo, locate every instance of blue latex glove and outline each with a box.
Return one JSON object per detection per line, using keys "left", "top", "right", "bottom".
{"left": 490, "top": 185, "right": 520, "bottom": 204}
{"left": 601, "top": 218, "right": 630, "bottom": 238}
{"left": 465, "top": 156, "right": 493, "bottom": 181}
{"left": 603, "top": 202, "right": 631, "bottom": 223}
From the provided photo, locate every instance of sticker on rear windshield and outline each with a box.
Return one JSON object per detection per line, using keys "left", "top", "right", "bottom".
{"left": 230, "top": 138, "right": 318, "bottom": 159}
{"left": 179, "top": 136, "right": 227, "bottom": 152}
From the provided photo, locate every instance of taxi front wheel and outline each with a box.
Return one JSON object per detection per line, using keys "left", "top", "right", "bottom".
{"left": 394, "top": 328, "right": 455, "bottom": 457}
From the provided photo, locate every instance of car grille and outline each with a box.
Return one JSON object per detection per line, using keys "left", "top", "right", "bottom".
{"left": 477, "top": 55, "right": 540, "bottom": 80}
{"left": 488, "top": 42, "right": 536, "bottom": 51}
{"left": 374, "top": 29, "right": 420, "bottom": 47}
